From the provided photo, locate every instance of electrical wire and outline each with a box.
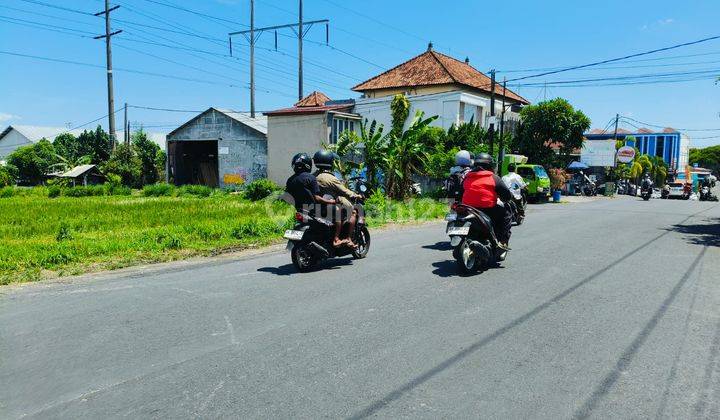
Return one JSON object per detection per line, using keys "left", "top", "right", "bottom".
{"left": 506, "top": 34, "right": 720, "bottom": 82}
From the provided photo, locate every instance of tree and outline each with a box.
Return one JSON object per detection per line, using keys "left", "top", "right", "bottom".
{"left": 102, "top": 143, "right": 141, "bottom": 187}
{"left": 389, "top": 94, "right": 410, "bottom": 139}
{"left": 7, "top": 139, "right": 56, "bottom": 185}
{"left": 0, "top": 163, "right": 17, "bottom": 186}
{"left": 53, "top": 132, "right": 81, "bottom": 162}
{"left": 383, "top": 111, "right": 438, "bottom": 199}
{"left": 513, "top": 98, "right": 591, "bottom": 167}
{"left": 132, "top": 129, "right": 165, "bottom": 185}
{"left": 77, "top": 126, "right": 112, "bottom": 165}
{"left": 690, "top": 145, "right": 720, "bottom": 173}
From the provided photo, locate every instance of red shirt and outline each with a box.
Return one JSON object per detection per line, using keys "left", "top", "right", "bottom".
{"left": 462, "top": 170, "right": 499, "bottom": 208}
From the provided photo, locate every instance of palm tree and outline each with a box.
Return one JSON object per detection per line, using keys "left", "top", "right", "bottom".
{"left": 48, "top": 153, "right": 92, "bottom": 174}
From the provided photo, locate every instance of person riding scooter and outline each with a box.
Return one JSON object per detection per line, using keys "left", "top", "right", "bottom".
{"left": 502, "top": 163, "right": 527, "bottom": 223}
{"left": 461, "top": 153, "right": 513, "bottom": 250}
{"left": 445, "top": 150, "right": 474, "bottom": 201}
{"left": 285, "top": 153, "right": 338, "bottom": 213}
{"left": 313, "top": 150, "right": 363, "bottom": 248}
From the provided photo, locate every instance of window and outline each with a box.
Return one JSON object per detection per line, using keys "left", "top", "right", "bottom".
{"left": 517, "top": 167, "right": 535, "bottom": 180}
{"left": 656, "top": 136, "right": 664, "bottom": 158}
{"left": 330, "top": 117, "right": 355, "bottom": 144}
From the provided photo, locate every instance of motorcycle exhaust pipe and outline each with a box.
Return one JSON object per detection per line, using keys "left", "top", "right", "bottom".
{"left": 469, "top": 240, "right": 491, "bottom": 259}
{"left": 308, "top": 241, "right": 330, "bottom": 258}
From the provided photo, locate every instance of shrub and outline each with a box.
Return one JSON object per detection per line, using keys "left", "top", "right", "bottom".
{"left": 56, "top": 223, "right": 73, "bottom": 242}
{"left": 106, "top": 184, "right": 132, "bottom": 196}
{"left": 0, "top": 164, "right": 17, "bottom": 186}
{"left": 0, "top": 186, "right": 14, "bottom": 198}
{"left": 143, "top": 183, "right": 175, "bottom": 197}
{"left": 63, "top": 185, "right": 106, "bottom": 197}
{"left": 177, "top": 184, "right": 213, "bottom": 198}
{"left": 548, "top": 168, "right": 569, "bottom": 191}
{"left": 244, "top": 178, "right": 279, "bottom": 201}
{"left": 48, "top": 185, "right": 61, "bottom": 198}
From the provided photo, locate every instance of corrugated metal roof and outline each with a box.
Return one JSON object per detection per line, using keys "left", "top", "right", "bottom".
{"left": 60, "top": 164, "right": 97, "bottom": 178}
{"left": 214, "top": 109, "right": 268, "bottom": 134}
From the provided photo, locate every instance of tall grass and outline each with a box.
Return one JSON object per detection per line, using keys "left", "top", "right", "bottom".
{"left": 0, "top": 192, "right": 446, "bottom": 285}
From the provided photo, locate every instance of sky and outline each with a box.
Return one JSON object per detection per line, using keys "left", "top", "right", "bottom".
{"left": 1, "top": 0, "right": 720, "bottom": 147}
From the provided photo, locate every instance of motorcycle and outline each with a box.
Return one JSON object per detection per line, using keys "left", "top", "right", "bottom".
{"left": 582, "top": 181, "right": 597, "bottom": 196}
{"left": 284, "top": 179, "right": 371, "bottom": 272}
{"left": 640, "top": 184, "right": 652, "bottom": 201}
{"left": 446, "top": 203, "right": 508, "bottom": 275}
{"left": 699, "top": 185, "right": 719, "bottom": 201}
{"left": 507, "top": 188, "right": 527, "bottom": 226}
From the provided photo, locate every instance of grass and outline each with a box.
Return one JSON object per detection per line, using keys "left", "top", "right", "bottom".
{"left": 0, "top": 191, "right": 447, "bottom": 285}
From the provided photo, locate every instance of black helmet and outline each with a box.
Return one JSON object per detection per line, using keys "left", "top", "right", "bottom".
{"left": 291, "top": 152, "right": 312, "bottom": 174}
{"left": 313, "top": 150, "right": 335, "bottom": 169}
{"left": 474, "top": 152, "right": 495, "bottom": 171}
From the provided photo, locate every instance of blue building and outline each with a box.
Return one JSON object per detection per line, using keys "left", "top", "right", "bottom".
{"left": 584, "top": 127, "right": 690, "bottom": 174}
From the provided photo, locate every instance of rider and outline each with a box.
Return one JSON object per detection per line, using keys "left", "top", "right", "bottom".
{"left": 641, "top": 172, "right": 653, "bottom": 191}
{"left": 502, "top": 163, "right": 527, "bottom": 203}
{"left": 446, "top": 150, "right": 474, "bottom": 201}
{"left": 285, "top": 153, "right": 337, "bottom": 213}
{"left": 313, "top": 150, "right": 363, "bottom": 248}
{"left": 462, "top": 153, "right": 513, "bottom": 250}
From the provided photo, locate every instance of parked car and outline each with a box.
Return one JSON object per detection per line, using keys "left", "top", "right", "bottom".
{"left": 665, "top": 181, "right": 690, "bottom": 200}
{"left": 516, "top": 164, "right": 551, "bottom": 202}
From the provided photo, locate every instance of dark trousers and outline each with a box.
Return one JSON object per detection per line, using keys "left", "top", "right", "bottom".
{"left": 480, "top": 205, "right": 512, "bottom": 244}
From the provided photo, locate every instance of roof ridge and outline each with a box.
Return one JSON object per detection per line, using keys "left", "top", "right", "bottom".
{"left": 429, "top": 51, "right": 456, "bottom": 84}
{"left": 352, "top": 51, "right": 430, "bottom": 91}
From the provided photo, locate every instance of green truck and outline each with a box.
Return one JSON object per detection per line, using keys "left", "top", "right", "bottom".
{"left": 501, "top": 154, "right": 551, "bottom": 202}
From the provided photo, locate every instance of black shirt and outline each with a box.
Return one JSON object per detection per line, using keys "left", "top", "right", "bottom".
{"left": 286, "top": 172, "right": 320, "bottom": 211}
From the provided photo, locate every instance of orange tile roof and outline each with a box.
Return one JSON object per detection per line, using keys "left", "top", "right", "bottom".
{"left": 352, "top": 49, "right": 529, "bottom": 104}
{"left": 295, "top": 91, "right": 331, "bottom": 107}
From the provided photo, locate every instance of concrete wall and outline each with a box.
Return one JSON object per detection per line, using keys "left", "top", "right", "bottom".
{"left": 167, "top": 110, "right": 267, "bottom": 187}
{"left": 0, "top": 130, "right": 32, "bottom": 159}
{"left": 354, "top": 90, "right": 519, "bottom": 132}
{"left": 267, "top": 113, "right": 329, "bottom": 184}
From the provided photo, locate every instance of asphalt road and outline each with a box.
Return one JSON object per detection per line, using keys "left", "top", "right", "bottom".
{"left": 2, "top": 195, "right": 720, "bottom": 419}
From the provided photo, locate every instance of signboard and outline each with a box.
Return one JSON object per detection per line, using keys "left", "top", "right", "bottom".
{"left": 616, "top": 146, "right": 636, "bottom": 163}
{"left": 218, "top": 147, "right": 229, "bottom": 155}
{"left": 581, "top": 140, "right": 616, "bottom": 167}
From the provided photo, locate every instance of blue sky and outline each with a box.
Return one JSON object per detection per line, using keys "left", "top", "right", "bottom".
{"left": 1, "top": 0, "right": 720, "bottom": 147}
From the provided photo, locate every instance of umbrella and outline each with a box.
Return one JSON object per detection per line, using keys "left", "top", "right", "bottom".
{"left": 567, "top": 161, "right": 589, "bottom": 170}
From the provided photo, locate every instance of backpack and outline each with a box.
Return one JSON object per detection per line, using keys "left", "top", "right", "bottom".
{"left": 445, "top": 169, "right": 467, "bottom": 200}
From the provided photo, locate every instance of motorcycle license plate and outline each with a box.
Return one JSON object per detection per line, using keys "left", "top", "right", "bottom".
{"left": 445, "top": 212, "right": 457, "bottom": 221}
{"left": 447, "top": 226, "right": 470, "bottom": 236}
{"left": 283, "top": 230, "right": 304, "bottom": 240}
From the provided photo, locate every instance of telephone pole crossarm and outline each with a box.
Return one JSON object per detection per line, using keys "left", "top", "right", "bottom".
{"left": 229, "top": 19, "right": 328, "bottom": 37}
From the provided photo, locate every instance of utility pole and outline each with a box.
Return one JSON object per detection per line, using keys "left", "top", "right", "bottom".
{"left": 488, "top": 69, "right": 496, "bottom": 157}
{"left": 498, "top": 77, "right": 507, "bottom": 171}
{"left": 123, "top": 102, "right": 128, "bottom": 144}
{"left": 613, "top": 113, "right": 619, "bottom": 141}
{"left": 94, "top": 1, "right": 122, "bottom": 148}
{"left": 250, "top": 0, "right": 255, "bottom": 117}
{"left": 298, "top": 0, "right": 303, "bottom": 101}
{"left": 229, "top": 2, "right": 328, "bottom": 113}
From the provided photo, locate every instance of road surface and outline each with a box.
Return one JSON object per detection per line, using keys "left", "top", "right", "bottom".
{"left": 2, "top": 196, "right": 719, "bottom": 419}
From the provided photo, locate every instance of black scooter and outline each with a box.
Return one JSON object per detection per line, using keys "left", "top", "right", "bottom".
{"left": 507, "top": 189, "right": 527, "bottom": 226}
{"left": 284, "top": 178, "right": 371, "bottom": 272}
{"left": 446, "top": 203, "right": 507, "bottom": 275}
{"left": 640, "top": 184, "right": 652, "bottom": 201}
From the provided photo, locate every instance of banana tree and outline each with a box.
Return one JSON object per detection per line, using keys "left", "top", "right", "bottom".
{"left": 383, "top": 111, "right": 438, "bottom": 199}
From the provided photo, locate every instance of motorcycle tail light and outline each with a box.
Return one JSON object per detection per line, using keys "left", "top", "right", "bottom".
{"left": 295, "top": 212, "right": 304, "bottom": 222}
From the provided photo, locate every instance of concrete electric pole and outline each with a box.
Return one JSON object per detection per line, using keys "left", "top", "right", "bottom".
{"left": 229, "top": 1, "right": 328, "bottom": 115}
{"left": 94, "top": 1, "right": 122, "bottom": 148}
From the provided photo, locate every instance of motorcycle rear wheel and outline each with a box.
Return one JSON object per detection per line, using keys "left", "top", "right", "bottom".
{"left": 454, "top": 238, "right": 482, "bottom": 275}
{"left": 291, "top": 245, "right": 317, "bottom": 272}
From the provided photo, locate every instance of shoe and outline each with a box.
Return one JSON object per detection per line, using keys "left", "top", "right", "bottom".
{"left": 498, "top": 242, "right": 511, "bottom": 251}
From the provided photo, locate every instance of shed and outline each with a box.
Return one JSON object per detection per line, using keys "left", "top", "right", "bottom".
{"left": 57, "top": 164, "right": 105, "bottom": 186}
{"left": 166, "top": 108, "right": 267, "bottom": 188}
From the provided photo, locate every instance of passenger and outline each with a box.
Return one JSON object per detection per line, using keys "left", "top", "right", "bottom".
{"left": 285, "top": 152, "right": 336, "bottom": 214}
{"left": 312, "top": 150, "right": 362, "bottom": 248}
{"left": 445, "top": 150, "right": 474, "bottom": 201}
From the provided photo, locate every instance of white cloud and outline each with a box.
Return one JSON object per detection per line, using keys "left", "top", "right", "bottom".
{"left": 0, "top": 112, "right": 21, "bottom": 123}
{"left": 640, "top": 18, "right": 674, "bottom": 31}
{"left": 658, "top": 18, "right": 674, "bottom": 25}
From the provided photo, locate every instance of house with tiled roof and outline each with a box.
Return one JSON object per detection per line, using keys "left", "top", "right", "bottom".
{"left": 353, "top": 44, "right": 529, "bottom": 132}
{"left": 264, "top": 91, "right": 360, "bottom": 183}
{"left": 584, "top": 126, "right": 690, "bottom": 173}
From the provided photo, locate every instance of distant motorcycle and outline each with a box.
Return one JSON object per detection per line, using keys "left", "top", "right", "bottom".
{"left": 446, "top": 203, "right": 508, "bottom": 275}
{"left": 699, "top": 185, "right": 718, "bottom": 202}
{"left": 507, "top": 189, "right": 527, "bottom": 226}
{"left": 640, "top": 186, "right": 652, "bottom": 201}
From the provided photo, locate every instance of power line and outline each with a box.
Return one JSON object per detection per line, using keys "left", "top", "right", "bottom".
{"left": 506, "top": 34, "right": 720, "bottom": 82}
{"left": 620, "top": 116, "right": 720, "bottom": 132}
{"left": 513, "top": 67, "right": 720, "bottom": 87}
{"left": 17, "top": 0, "right": 93, "bottom": 16}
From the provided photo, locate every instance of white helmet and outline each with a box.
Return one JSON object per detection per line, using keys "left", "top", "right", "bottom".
{"left": 455, "top": 150, "right": 473, "bottom": 167}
